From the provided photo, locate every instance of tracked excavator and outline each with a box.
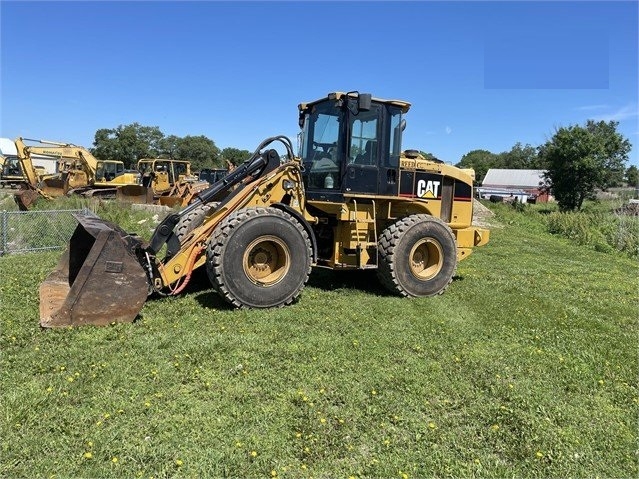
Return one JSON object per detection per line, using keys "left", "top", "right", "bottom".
{"left": 13, "top": 138, "right": 140, "bottom": 209}
{"left": 39, "top": 92, "right": 490, "bottom": 327}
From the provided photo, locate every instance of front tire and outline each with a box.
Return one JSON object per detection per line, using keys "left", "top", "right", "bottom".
{"left": 206, "top": 207, "right": 312, "bottom": 308}
{"left": 175, "top": 202, "right": 217, "bottom": 243}
{"left": 377, "top": 215, "right": 457, "bottom": 297}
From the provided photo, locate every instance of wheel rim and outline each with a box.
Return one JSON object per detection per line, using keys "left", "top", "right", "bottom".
{"left": 409, "top": 238, "right": 443, "bottom": 280}
{"left": 243, "top": 235, "right": 291, "bottom": 286}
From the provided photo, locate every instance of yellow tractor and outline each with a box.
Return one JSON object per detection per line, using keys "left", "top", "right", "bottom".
{"left": 116, "top": 158, "right": 209, "bottom": 206}
{"left": 39, "top": 92, "right": 489, "bottom": 327}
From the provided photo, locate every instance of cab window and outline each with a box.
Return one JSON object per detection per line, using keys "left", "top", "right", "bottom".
{"left": 303, "top": 103, "right": 341, "bottom": 189}
{"left": 350, "top": 108, "right": 379, "bottom": 166}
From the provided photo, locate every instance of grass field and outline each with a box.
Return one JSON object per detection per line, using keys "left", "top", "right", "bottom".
{"left": 1, "top": 200, "right": 637, "bottom": 478}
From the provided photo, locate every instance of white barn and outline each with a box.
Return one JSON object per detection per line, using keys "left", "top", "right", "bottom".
{"left": 478, "top": 169, "right": 550, "bottom": 203}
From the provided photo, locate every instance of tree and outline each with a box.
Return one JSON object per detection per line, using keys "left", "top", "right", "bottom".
{"left": 499, "top": 142, "right": 545, "bottom": 169}
{"left": 626, "top": 165, "right": 639, "bottom": 187}
{"left": 584, "top": 120, "right": 630, "bottom": 187}
{"left": 169, "top": 135, "right": 220, "bottom": 171}
{"left": 539, "top": 120, "right": 631, "bottom": 211}
{"left": 220, "top": 147, "right": 251, "bottom": 167}
{"left": 92, "top": 123, "right": 164, "bottom": 168}
{"left": 158, "top": 135, "right": 181, "bottom": 159}
{"left": 456, "top": 149, "right": 500, "bottom": 184}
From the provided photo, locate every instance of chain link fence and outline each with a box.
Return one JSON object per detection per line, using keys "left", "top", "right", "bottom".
{"left": 0, "top": 208, "right": 91, "bottom": 256}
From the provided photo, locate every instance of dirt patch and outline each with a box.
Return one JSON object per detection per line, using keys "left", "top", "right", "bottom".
{"left": 473, "top": 199, "right": 500, "bottom": 228}
{"left": 614, "top": 201, "right": 639, "bottom": 217}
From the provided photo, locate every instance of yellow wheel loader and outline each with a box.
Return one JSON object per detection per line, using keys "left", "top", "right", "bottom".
{"left": 39, "top": 92, "right": 489, "bottom": 328}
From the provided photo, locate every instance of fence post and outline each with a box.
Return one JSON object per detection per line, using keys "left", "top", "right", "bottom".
{"left": 1, "top": 210, "right": 7, "bottom": 256}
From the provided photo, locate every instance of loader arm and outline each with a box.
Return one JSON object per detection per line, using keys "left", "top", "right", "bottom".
{"left": 38, "top": 136, "right": 299, "bottom": 327}
{"left": 148, "top": 138, "right": 286, "bottom": 256}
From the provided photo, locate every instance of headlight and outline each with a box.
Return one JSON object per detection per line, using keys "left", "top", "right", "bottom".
{"left": 282, "top": 179, "right": 296, "bottom": 190}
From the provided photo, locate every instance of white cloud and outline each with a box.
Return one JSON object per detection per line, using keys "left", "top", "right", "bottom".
{"left": 590, "top": 103, "right": 638, "bottom": 122}
{"left": 575, "top": 104, "right": 609, "bottom": 111}
{"left": 445, "top": 126, "right": 452, "bottom": 135}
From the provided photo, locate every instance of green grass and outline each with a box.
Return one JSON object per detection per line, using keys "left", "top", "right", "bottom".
{"left": 1, "top": 204, "right": 637, "bottom": 478}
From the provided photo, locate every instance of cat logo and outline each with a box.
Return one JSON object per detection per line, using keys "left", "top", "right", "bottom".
{"left": 417, "top": 179, "right": 440, "bottom": 198}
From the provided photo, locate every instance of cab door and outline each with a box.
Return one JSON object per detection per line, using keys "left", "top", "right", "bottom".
{"left": 343, "top": 106, "right": 380, "bottom": 195}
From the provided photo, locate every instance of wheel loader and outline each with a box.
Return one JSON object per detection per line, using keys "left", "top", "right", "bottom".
{"left": 39, "top": 91, "right": 490, "bottom": 328}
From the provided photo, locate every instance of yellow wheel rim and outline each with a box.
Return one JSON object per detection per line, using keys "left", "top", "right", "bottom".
{"left": 409, "top": 238, "right": 443, "bottom": 280}
{"left": 243, "top": 236, "right": 291, "bottom": 286}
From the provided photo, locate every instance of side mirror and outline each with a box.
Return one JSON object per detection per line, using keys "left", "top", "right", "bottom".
{"left": 358, "top": 93, "right": 372, "bottom": 111}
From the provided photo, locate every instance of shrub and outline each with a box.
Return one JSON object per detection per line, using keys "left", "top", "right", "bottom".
{"left": 545, "top": 210, "right": 639, "bottom": 257}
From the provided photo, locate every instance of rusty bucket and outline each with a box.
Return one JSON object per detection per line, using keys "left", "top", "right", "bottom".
{"left": 115, "top": 185, "right": 155, "bottom": 204}
{"left": 13, "top": 188, "right": 40, "bottom": 211}
{"left": 39, "top": 214, "right": 150, "bottom": 327}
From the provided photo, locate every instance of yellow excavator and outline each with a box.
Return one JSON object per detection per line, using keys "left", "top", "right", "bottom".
{"left": 39, "top": 92, "right": 490, "bottom": 327}
{"left": 1, "top": 138, "right": 52, "bottom": 192}
{"left": 1, "top": 154, "right": 48, "bottom": 189}
{"left": 13, "top": 138, "right": 140, "bottom": 209}
{"left": 5, "top": 147, "right": 54, "bottom": 210}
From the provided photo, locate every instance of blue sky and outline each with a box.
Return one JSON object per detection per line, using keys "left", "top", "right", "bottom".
{"left": 1, "top": 1, "right": 637, "bottom": 166}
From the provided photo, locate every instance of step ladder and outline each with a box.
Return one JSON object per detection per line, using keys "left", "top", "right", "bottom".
{"left": 351, "top": 199, "right": 378, "bottom": 269}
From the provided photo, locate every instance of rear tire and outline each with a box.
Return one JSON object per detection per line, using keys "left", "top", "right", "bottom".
{"left": 206, "top": 207, "right": 312, "bottom": 308}
{"left": 377, "top": 215, "right": 457, "bottom": 297}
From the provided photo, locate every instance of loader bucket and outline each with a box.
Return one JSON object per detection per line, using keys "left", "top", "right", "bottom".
{"left": 115, "top": 185, "right": 155, "bottom": 204}
{"left": 39, "top": 214, "right": 149, "bottom": 327}
{"left": 157, "top": 195, "right": 183, "bottom": 208}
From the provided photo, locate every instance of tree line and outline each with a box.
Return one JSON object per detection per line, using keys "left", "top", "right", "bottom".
{"left": 456, "top": 120, "right": 635, "bottom": 211}
{"left": 91, "top": 120, "right": 635, "bottom": 212}
{"left": 90, "top": 123, "right": 251, "bottom": 172}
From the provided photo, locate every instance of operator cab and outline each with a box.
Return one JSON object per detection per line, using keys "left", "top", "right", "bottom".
{"left": 95, "top": 160, "right": 125, "bottom": 182}
{"left": 1, "top": 156, "right": 22, "bottom": 177}
{"left": 298, "top": 91, "right": 410, "bottom": 200}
